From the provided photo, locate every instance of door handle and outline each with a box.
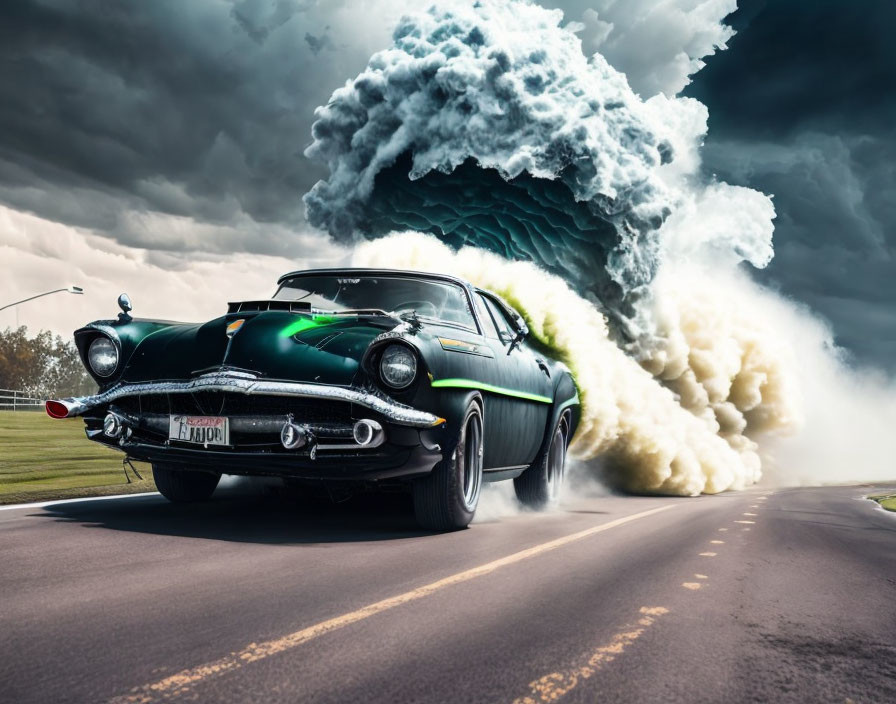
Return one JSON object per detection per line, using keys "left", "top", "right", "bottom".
{"left": 535, "top": 359, "right": 551, "bottom": 378}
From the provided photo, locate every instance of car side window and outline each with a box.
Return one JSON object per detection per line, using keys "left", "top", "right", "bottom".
{"left": 482, "top": 296, "right": 513, "bottom": 343}
{"left": 475, "top": 293, "right": 501, "bottom": 339}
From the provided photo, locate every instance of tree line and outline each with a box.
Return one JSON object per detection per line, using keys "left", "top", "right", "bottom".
{"left": 0, "top": 327, "right": 96, "bottom": 399}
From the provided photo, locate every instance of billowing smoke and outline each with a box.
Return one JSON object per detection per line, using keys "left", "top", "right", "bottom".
{"left": 303, "top": 0, "right": 773, "bottom": 320}
{"left": 304, "top": 0, "right": 675, "bottom": 316}
{"left": 353, "top": 233, "right": 799, "bottom": 495}
{"left": 302, "top": 0, "right": 894, "bottom": 493}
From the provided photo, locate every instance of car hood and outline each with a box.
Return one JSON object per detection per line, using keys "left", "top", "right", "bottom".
{"left": 121, "top": 311, "right": 396, "bottom": 386}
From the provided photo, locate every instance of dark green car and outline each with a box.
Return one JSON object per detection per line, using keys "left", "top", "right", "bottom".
{"left": 47, "top": 269, "right": 580, "bottom": 530}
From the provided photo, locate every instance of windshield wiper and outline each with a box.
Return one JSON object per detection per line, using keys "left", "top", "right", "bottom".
{"left": 401, "top": 312, "right": 476, "bottom": 333}
{"left": 311, "top": 308, "right": 396, "bottom": 318}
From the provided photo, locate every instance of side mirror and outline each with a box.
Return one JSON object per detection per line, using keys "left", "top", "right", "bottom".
{"left": 118, "top": 293, "right": 132, "bottom": 322}
{"left": 501, "top": 328, "right": 526, "bottom": 354}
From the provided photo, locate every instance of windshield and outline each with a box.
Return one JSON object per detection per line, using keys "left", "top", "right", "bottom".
{"left": 273, "top": 275, "right": 477, "bottom": 330}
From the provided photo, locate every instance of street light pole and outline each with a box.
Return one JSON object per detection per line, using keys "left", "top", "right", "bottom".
{"left": 0, "top": 286, "right": 84, "bottom": 313}
{"left": 0, "top": 286, "right": 85, "bottom": 328}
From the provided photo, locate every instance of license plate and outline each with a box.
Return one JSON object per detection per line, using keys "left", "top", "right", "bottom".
{"left": 169, "top": 415, "right": 229, "bottom": 446}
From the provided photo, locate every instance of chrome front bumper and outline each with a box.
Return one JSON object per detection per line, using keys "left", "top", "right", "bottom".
{"left": 46, "top": 371, "right": 443, "bottom": 428}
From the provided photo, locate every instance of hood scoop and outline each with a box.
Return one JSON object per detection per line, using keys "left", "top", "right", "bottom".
{"left": 228, "top": 300, "right": 312, "bottom": 314}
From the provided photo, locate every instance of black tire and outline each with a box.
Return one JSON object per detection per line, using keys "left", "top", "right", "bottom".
{"left": 152, "top": 464, "right": 220, "bottom": 503}
{"left": 514, "top": 411, "right": 570, "bottom": 509}
{"left": 413, "top": 401, "right": 484, "bottom": 531}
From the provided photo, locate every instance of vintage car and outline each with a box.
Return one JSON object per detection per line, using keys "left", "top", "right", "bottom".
{"left": 46, "top": 269, "right": 580, "bottom": 530}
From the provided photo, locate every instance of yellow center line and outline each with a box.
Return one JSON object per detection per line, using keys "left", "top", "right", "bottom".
{"left": 512, "top": 606, "right": 669, "bottom": 704}
{"left": 110, "top": 504, "right": 676, "bottom": 704}
{"left": 735, "top": 520, "right": 755, "bottom": 524}
{"left": 699, "top": 552, "right": 717, "bottom": 557}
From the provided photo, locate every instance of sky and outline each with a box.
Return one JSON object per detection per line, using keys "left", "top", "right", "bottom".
{"left": 0, "top": 0, "right": 893, "bottom": 372}
{"left": 685, "top": 0, "right": 896, "bottom": 371}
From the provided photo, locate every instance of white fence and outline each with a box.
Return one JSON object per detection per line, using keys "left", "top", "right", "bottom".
{"left": 0, "top": 388, "right": 45, "bottom": 411}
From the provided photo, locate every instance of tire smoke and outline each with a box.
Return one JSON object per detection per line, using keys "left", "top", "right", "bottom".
{"left": 307, "top": 0, "right": 895, "bottom": 493}
{"left": 354, "top": 233, "right": 800, "bottom": 495}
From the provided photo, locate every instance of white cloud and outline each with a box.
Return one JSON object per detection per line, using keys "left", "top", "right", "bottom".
{"left": 558, "top": 0, "right": 737, "bottom": 96}
{"left": 0, "top": 205, "right": 348, "bottom": 336}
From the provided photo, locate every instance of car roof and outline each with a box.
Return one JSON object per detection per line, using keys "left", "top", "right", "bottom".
{"left": 276, "top": 267, "right": 475, "bottom": 290}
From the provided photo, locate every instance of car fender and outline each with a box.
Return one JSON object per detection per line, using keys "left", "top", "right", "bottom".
{"left": 74, "top": 319, "right": 189, "bottom": 387}
{"left": 432, "top": 389, "right": 483, "bottom": 453}
{"left": 530, "top": 369, "right": 580, "bottom": 468}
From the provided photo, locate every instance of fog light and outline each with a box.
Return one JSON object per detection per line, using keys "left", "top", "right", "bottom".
{"left": 280, "top": 422, "right": 307, "bottom": 450}
{"left": 352, "top": 419, "right": 384, "bottom": 447}
{"left": 103, "top": 413, "right": 123, "bottom": 438}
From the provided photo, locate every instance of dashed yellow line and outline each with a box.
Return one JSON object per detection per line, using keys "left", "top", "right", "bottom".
{"left": 109, "top": 504, "right": 675, "bottom": 704}
{"left": 694, "top": 574, "right": 708, "bottom": 579}
{"left": 718, "top": 528, "right": 728, "bottom": 532}
{"left": 743, "top": 512, "right": 758, "bottom": 516}
{"left": 682, "top": 582, "right": 702, "bottom": 590}
{"left": 699, "top": 552, "right": 717, "bottom": 557}
{"left": 512, "top": 607, "right": 669, "bottom": 704}
{"left": 734, "top": 520, "right": 755, "bottom": 524}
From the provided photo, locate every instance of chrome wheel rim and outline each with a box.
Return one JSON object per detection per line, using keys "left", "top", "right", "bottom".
{"left": 546, "top": 421, "right": 567, "bottom": 501}
{"left": 460, "top": 411, "right": 483, "bottom": 511}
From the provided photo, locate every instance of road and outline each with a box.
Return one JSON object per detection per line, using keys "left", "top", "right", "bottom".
{"left": 1, "top": 481, "right": 894, "bottom": 703}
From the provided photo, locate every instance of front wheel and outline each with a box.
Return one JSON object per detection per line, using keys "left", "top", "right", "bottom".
{"left": 514, "top": 412, "right": 570, "bottom": 509}
{"left": 413, "top": 401, "right": 484, "bottom": 531}
{"left": 152, "top": 464, "right": 220, "bottom": 503}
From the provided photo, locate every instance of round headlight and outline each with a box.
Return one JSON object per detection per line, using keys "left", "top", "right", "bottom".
{"left": 379, "top": 344, "right": 417, "bottom": 389}
{"left": 88, "top": 336, "right": 119, "bottom": 377}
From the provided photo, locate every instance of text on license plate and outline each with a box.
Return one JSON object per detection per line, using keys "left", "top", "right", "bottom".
{"left": 169, "top": 415, "right": 230, "bottom": 445}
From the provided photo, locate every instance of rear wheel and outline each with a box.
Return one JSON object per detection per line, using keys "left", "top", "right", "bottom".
{"left": 413, "top": 401, "right": 483, "bottom": 531}
{"left": 152, "top": 464, "right": 220, "bottom": 503}
{"left": 514, "top": 412, "right": 570, "bottom": 509}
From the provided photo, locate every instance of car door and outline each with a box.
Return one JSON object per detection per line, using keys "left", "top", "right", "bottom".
{"left": 476, "top": 293, "right": 552, "bottom": 468}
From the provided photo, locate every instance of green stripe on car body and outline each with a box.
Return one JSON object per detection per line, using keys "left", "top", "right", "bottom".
{"left": 429, "top": 378, "right": 553, "bottom": 404}
{"left": 279, "top": 316, "right": 337, "bottom": 338}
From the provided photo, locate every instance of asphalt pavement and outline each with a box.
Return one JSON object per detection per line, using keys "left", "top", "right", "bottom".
{"left": 1, "top": 480, "right": 894, "bottom": 703}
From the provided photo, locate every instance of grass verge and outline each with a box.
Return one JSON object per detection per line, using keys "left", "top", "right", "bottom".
{"left": 868, "top": 493, "right": 896, "bottom": 512}
{"left": 0, "top": 410, "right": 154, "bottom": 505}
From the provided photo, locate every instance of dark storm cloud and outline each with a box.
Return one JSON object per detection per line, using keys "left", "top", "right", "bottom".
{"left": 686, "top": 0, "right": 896, "bottom": 371}
{"left": 687, "top": 0, "right": 896, "bottom": 136}
{"left": 2, "top": 0, "right": 894, "bottom": 370}
{"left": 304, "top": 31, "right": 335, "bottom": 55}
{"left": 0, "top": 0, "right": 737, "bottom": 254}
{"left": 0, "top": 0, "right": 395, "bottom": 256}
{"left": 231, "top": 0, "right": 308, "bottom": 45}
